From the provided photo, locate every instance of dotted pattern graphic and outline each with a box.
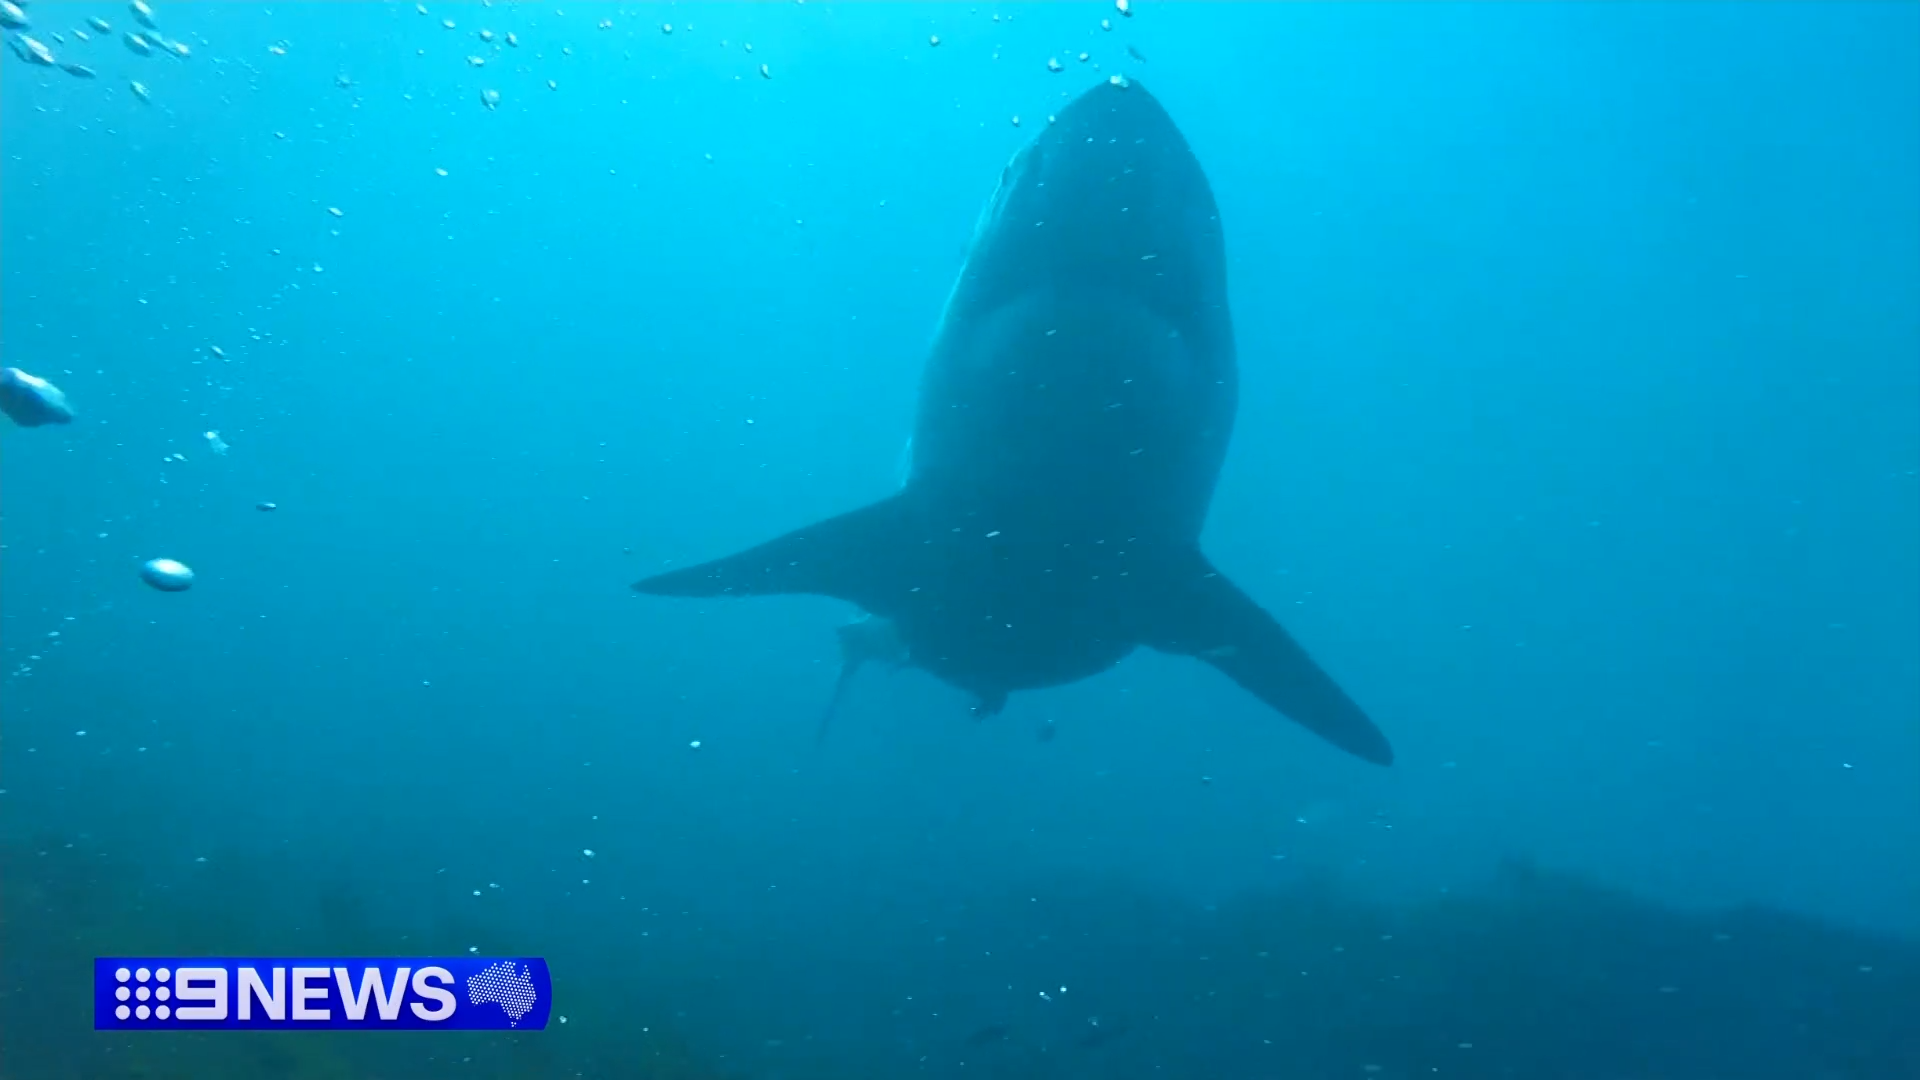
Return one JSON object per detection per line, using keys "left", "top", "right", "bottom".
{"left": 112, "top": 966, "right": 173, "bottom": 1021}
{"left": 465, "top": 962, "right": 539, "bottom": 1026}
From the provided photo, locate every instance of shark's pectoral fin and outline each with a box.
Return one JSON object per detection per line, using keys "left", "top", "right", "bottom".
{"left": 632, "top": 494, "right": 916, "bottom": 613}
{"left": 1141, "top": 551, "right": 1394, "bottom": 766}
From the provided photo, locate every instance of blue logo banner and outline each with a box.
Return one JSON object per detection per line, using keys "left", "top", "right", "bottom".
{"left": 93, "top": 958, "right": 551, "bottom": 1031}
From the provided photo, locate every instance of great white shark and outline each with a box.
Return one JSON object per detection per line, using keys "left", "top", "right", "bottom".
{"left": 634, "top": 78, "right": 1394, "bottom": 765}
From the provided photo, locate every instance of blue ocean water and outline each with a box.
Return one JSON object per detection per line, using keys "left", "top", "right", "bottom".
{"left": 2, "top": 2, "right": 1916, "bottom": 1077}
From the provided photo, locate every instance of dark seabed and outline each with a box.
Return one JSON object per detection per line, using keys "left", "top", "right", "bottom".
{"left": 3, "top": 3, "right": 1917, "bottom": 1078}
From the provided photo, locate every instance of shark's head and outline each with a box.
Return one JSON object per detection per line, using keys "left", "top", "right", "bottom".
{"left": 959, "top": 79, "right": 1227, "bottom": 351}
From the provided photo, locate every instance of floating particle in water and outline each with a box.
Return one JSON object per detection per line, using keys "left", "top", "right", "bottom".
{"left": 89, "top": 15, "right": 113, "bottom": 33}
{"left": 416, "top": 3, "right": 427, "bottom": 13}
{"left": 597, "top": 18, "right": 611, "bottom": 30}
{"left": 1047, "top": 57, "right": 1062, "bottom": 72}
{"left": 0, "top": 367, "right": 74, "bottom": 427}
{"left": 1078, "top": 51, "right": 1089, "bottom": 63}
{"left": 582, "top": 848, "right": 595, "bottom": 858}
{"left": 1010, "top": 115, "right": 1020, "bottom": 126}
{"left": 131, "top": 0, "right": 159, "bottom": 30}
{"left": 1100, "top": 18, "right": 1112, "bottom": 31}
{"left": 441, "top": 17, "right": 455, "bottom": 30}
{"left": 1109, "top": 73, "right": 1129, "bottom": 89}
{"left": 743, "top": 42, "right": 753, "bottom": 52}
{"left": 477, "top": 28, "right": 493, "bottom": 42}
{"left": 758, "top": 63, "right": 770, "bottom": 78}
{"left": 434, "top": 166, "right": 448, "bottom": 176}
{"left": 166, "top": 39, "right": 188, "bottom": 58}
{"left": 1116, "top": 0, "right": 1133, "bottom": 17}
{"left": 255, "top": 501, "right": 277, "bottom": 512}
{"left": 130, "top": 79, "right": 151, "bottom": 102}
{"left": 124, "top": 31, "right": 152, "bottom": 56}
{"left": 928, "top": 34, "right": 939, "bottom": 46}
{"left": 546, "top": 79, "right": 556, "bottom": 90}
{"left": 504, "top": 31, "right": 518, "bottom": 47}
{"left": 480, "top": 87, "right": 500, "bottom": 109}
{"left": 689, "top": 740, "right": 702, "bottom": 750}
{"left": 204, "top": 430, "right": 228, "bottom": 455}
{"left": 210, "top": 345, "right": 226, "bottom": 359}
{"left": 326, "top": 207, "right": 343, "bottom": 218}
{"left": 139, "top": 558, "right": 194, "bottom": 592}
{"left": 0, "top": 2, "right": 28, "bottom": 31}
{"left": 467, "top": 54, "right": 485, "bottom": 67}
{"left": 15, "top": 34, "right": 54, "bottom": 65}
{"left": 334, "top": 72, "right": 352, "bottom": 88}
{"left": 661, "top": 23, "right": 672, "bottom": 34}
{"left": 61, "top": 62, "right": 97, "bottom": 79}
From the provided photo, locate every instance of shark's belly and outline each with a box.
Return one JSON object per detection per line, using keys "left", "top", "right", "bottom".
{"left": 900, "top": 544, "right": 1143, "bottom": 693}
{"left": 913, "top": 621, "right": 1136, "bottom": 695}
{"left": 909, "top": 286, "right": 1234, "bottom": 544}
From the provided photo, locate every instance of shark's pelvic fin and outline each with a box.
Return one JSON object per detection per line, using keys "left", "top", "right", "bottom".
{"left": 1140, "top": 549, "right": 1394, "bottom": 766}
{"left": 815, "top": 615, "right": 912, "bottom": 745}
{"left": 632, "top": 494, "right": 916, "bottom": 613}
{"left": 815, "top": 658, "right": 863, "bottom": 745}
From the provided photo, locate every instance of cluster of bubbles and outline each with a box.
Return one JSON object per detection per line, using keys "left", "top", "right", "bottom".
{"left": 1, "top": 367, "right": 199, "bottom": 594}
{"left": 2, "top": 0, "right": 191, "bottom": 100}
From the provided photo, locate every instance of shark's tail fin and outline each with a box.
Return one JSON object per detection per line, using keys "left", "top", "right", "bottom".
{"left": 1140, "top": 548, "right": 1394, "bottom": 766}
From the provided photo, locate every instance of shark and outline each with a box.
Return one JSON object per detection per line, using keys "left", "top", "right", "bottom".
{"left": 633, "top": 78, "right": 1393, "bottom": 765}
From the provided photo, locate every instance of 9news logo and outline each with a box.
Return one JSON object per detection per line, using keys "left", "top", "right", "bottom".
{"left": 94, "top": 958, "right": 551, "bottom": 1031}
